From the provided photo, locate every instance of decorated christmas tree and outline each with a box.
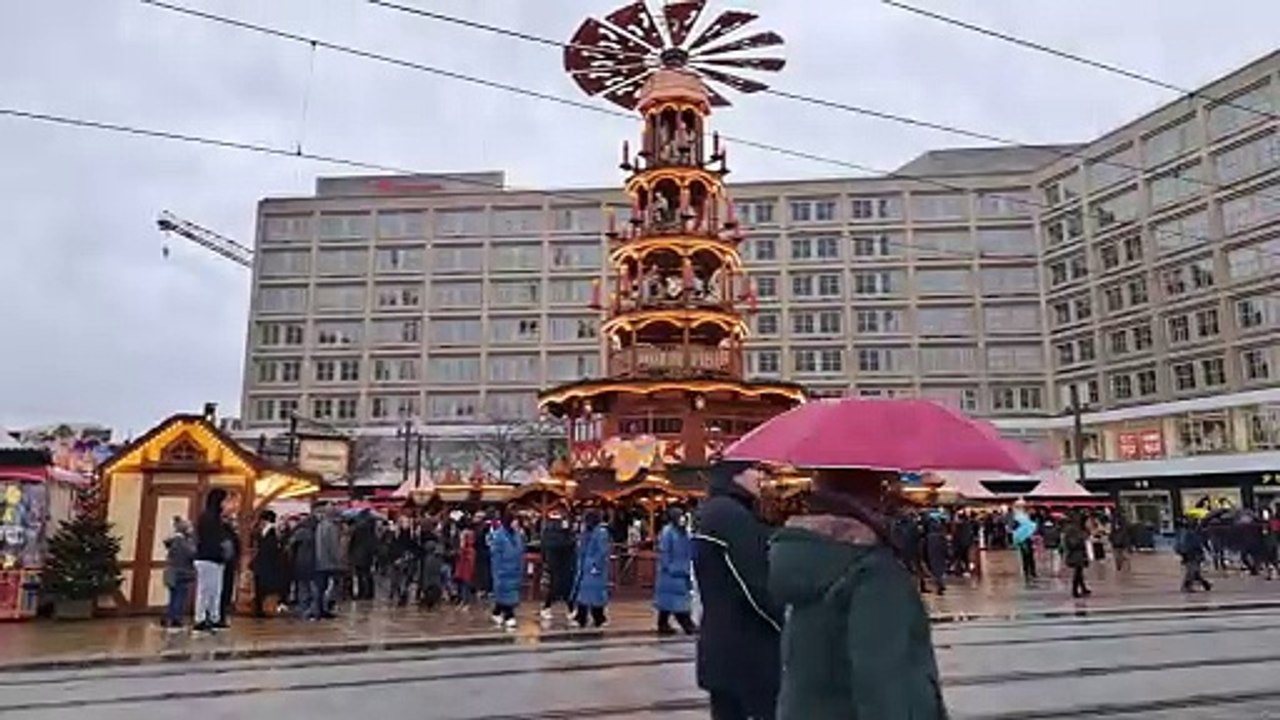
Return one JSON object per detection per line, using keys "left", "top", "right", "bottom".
{"left": 42, "top": 483, "right": 122, "bottom": 604}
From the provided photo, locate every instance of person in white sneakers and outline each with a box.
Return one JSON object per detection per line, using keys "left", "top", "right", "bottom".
{"left": 488, "top": 513, "right": 526, "bottom": 630}
{"left": 539, "top": 511, "right": 577, "bottom": 623}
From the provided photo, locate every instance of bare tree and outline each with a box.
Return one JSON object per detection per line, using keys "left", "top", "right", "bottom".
{"left": 469, "top": 419, "right": 565, "bottom": 483}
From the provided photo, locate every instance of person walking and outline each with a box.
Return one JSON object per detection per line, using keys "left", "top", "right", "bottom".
{"left": 539, "top": 511, "right": 576, "bottom": 622}
{"left": 161, "top": 516, "right": 196, "bottom": 631}
{"left": 1063, "top": 516, "right": 1091, "bottom": 599}
{"left": 251, "top": 510, "right": 285, "bottom": 618}
{"left": 348, "top": 510, "right": 379, "bottom": 601}
{"left": 388, "top": 515, "right": 421, "bottom": 607}
{"left": 193, "top": 488, "right": 231, "bottom": 633}
{"left": 769, "top": 471, "right": 947, "bottom": 719}
{"left": 488, "top": 512, "right": 526, "bottom": 630}
{"left": 573, "top": 509, "right": 612, "bottom": 629}
{"left": 692, "top": 460, "right": 783, "bottom": 720}
{"left": 1177, "top": 519, "right": 1213, "bottom": 593}
{"left": 1111, "top": 516, "right": 1132, "bottom": 572}
{"left": 655, "top": 507, "right": 697, "bottom": 635}
{"left": 923, "top": 518, "right": 949, "bottom": 596}
{"left": 311, "top": 505, "right": 343, "bottom": 620}
{"left": 454, "top": 521, "right": 477, "bottom": 605}
{"left": 288, "top": 514, "right": 317, "bottom": 618}
{"left": 218, "top": 516, "right": 240, "bottom": 628}
{"left": 474, "top": 514, "right": 494, "bottom": 600}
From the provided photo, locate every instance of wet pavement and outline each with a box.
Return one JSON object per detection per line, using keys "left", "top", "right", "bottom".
{"left": 2, "top": 550, "right": 1277, "bottom": 670}
{"left": 3, "top": 605, "right": 1280, "bottom": 718}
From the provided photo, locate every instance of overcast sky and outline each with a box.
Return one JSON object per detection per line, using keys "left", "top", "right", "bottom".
{"left": 1, "top": 0, "right": 1276, "bottom": 435}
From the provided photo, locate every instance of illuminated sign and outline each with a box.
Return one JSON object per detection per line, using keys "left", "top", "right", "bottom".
{"left": 1117, "top": 429, "right": 1164, "bottom": 461}
{"left": 296, "top": 438, "right": 351, "bottom": 482}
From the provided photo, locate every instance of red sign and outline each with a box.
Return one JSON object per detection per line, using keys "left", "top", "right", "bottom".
{"left": 370, "top": 179, "right": 445, "bottom": 193}
{"left": 1118, "top": 429, "right": 1164, "bottom": 460}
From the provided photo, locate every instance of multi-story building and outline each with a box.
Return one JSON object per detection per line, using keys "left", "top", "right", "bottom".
{"left": 240, "top": 50, "right": 1280, "bottom": 521}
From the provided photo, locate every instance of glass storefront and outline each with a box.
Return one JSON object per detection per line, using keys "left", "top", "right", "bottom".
{"left": 1119, "top": 489, "right": 1173, "bottom": 534}
{"left": 1181, "top": 487, "right": 1243, "bottom": 514}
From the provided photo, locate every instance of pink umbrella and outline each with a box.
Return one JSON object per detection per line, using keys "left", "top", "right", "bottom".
{"left": 724, "top": 398, "right": 1043, "bottom": 475}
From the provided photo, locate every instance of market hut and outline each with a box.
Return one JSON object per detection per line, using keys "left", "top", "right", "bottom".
{"left": 98, "top": 413, "right": 320, "bottom": 613}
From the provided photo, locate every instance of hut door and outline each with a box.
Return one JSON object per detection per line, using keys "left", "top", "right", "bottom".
{"left": 136, "top": 479, "right": 199, "bottom": 611}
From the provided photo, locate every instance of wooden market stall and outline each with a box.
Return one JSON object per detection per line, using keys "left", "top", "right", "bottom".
{"left": 98, "top": 413, "right": 320, "bottom": 613}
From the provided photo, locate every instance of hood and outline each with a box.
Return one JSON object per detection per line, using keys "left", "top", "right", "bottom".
{"left": 204, "top": 488, "right": 227, "bottom": 514}
{"left": 769, "top": 515, "right": 879, "bottom": 606}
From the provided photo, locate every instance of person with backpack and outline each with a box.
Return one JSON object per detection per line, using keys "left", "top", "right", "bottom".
{"left": 1177, "top": 519, "right": 1213, "bottom": 593}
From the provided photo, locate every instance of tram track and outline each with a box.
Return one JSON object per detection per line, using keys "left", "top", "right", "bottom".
{"left": 6, "top": 641, "right": 1280, "bottom": 714}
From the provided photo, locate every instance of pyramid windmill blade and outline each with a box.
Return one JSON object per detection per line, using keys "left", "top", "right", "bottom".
{"left": 699, "top": 57, "right": 786, "bottom": 72}
{"left": 662, "top": 0, "right": 706, "bottom": 47}
{"left": 698, "top": 65, "right": 770, "bottom": 95}
{"left": 572, "top": 61, "right": 652, "bottom": 98}
{"left": 704, "top": 85, "right": 732, "bottom": 107}
{"left": 565, "top": 17, "right": 653, "bottom": 71}
{"left": 604, "top": 1, "right": 666, "bottom": 51}
{"left": 599, "top": 69, "right": 655, "bottom": 110}
{"left": 686, "top": 10, "right": 758, "bottom": 52}
{"left": 696, "top": 31, "right": 785, "bottom": 58}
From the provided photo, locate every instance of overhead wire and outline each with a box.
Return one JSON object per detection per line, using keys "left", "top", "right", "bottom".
{"left": 880, "top": 0, "right": 1280, "bottom": 124}
{"left": 365, "top": 0, "right": 1280, "bottom": 213}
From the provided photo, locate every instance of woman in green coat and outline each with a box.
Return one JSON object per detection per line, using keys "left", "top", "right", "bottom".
{"left": 769, "top": 470, "right": 948, "bottom": 720}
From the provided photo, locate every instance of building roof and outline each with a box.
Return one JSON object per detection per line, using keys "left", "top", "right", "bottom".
{"left": 893, "top": 145, "right": 1083, "bottom": 178}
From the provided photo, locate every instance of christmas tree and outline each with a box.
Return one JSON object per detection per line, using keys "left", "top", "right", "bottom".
{"left": 42, "top": 484, "right": 122, "bottom": 603}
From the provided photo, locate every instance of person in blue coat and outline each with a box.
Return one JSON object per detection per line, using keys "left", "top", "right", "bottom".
{"left": 488, "top": 512, "right": 526, "bottom": 630}
{"left": 655, "top": 507, "right": 698, "bottom": 635}
{"left": 573, "top": 509, "right": 612, "bottom": 628}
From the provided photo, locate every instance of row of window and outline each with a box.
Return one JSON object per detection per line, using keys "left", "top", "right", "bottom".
{"left": 258, "top": 317, "right": 598, "bottom": 348}
{"left": 746, "top": 346, "right": 1044, "bottom": 377}
{"left": 750, "top": 266, "right": 1040, "bottom": 299}
{"left": 752, "top": 304, "right": 1042, "bottom": 337}
{"left": 250, "top": 392, "right": 541, "bottom": 424}
{"left": 742, "top": 227, "right": 1038, "bottom": 262}
{"left": 733, "top": 190, "right": 1034, "bottom": 228}
{"left": 259, "top": 243, "right": 603, "bottom": 277}
{"left": 254, "top": 353, "right": 602, "bottom": 386}
{"left": 258, "top": 278, "right": 599, "bottom": 314}
{"left": 264, "top": 207, "right": 612, "bottom": 243}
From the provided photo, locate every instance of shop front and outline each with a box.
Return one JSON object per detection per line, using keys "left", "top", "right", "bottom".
{"left": 1088, "top": 464, "right": 1280, "bottom": 532}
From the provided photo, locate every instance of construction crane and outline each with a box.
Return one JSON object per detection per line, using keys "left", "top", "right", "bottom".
{"left": 156, "top": 210, "right": 254, "bottom": 269}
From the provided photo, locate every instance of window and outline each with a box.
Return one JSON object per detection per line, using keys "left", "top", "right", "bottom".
{"left": 427, "top": 394, "right": 480, "bottom": 420}
{"left": 1202, "top": 357, "right": 1226, "bottom": 387}
{"left": 1127, "top": 276, "right": 1149, "bottom": 306}
{"left": 1134, "top": 324, "right": 1154, "bottom": 350}
{"left": 850, "top": 195, "right": 902, "bottom": 221}
{"left": 259, "top": 250, "right": 310, "bottom": 277}
{"left": 1227, "top": 237, "right": 1280, "bottom": 282}
{"left": 1208, "top": 81, "right": 1275, "bottom": 140}
{"left": 1237, "top": 294, "right": 1280, "bottom": 332}
{"left": 1043, "top": 210, "right": 1084, "bottom": 247}
{"left": 1086, "top": 144, "right": 1138, "bottom": 191}
{"left": 752, "top": 238, "right": 777, "bottom": 261}
{"left": 1124, "top": 234, "right": 1144, "bottom": 262}
{"left": 485, "top": 393, "right": 538, "bottom": 421}
{"left": 855, "top": 309, "right": 903, "bottom": 334}
{"left": 259, "top": 287, "right": 308, "bottom": 314}
{"left": 317, "top": 214, "right": 370, "bottom": 240}
{"left": 919, "top": 346, "right": 978, "bottom": 374}
{"left": 315, "top": 321, "right": 361, "bottom": 347}
{"left": 490, "top": 244, "right": 542, "bottom": 273}
{"left": 976, "top": 190, "right": 1032, "bottom": 218}
{"left": 375, "top": 247, "right": 425, "bottom": 273}
{"left": 491, "top": 280, "right": 541, "bottom": 307}
{"left": 488, "top": 355, "right": 540, "bottom": 383}
{"left": 1109, "top": 330, "right": 1129, "bottom": 356}
{"left": 549, "top": 243, "right": 602, "bottom": 271}
{"left": 1111, "top": 374, "right": 1133, "bottom": 400}
{"left": 986, "top": 345, "right": 1043, "bottom": 373}
{"left": 910, "top": 193, "right": 968, "bottom": 221}
{"left": 793, "top": 350, "right": 817, "bottom": 373}
{"left": 857, "top": 348, "right": 911, "bottom": 373}
{"left": 1055, "top": 342, "right": 1075, "bottom": 367}
{"left": 1195, "top": 307, "right": 1220, "bottom": 339}
{"left": 492, "top": 207, "right": 543, "bottom": 235}
{"left": 1213, "top": 133, "right": 1280, "bottom": 185}
{"left": 752, "top": 350, "right": 781, "bottom": 375}
{"left": 790, "top": 237, "right": 812, "bottom": 260}
{"left": 1041, "top": 173, "right": 1081, "bottom": 206}
{"left": 432, "top": 281, "right": 483, "bottom": 308}
{"left": 258, "top": 322, "right": 305, "bottom": 347}
{"left": 551, "top": 206, "right": 602, "bottom": 233}
{"left": 549, "top": 279, "right": 594, "bottom": 304}
{"left": 1153, "top": 210, "right": 1210, "bottom": 254}
{"left": 491, "top": 317, "right": 541, "bottom": 344}
{"left": 434, "top": 245, "right": 485, "bottom": 273}
{"left": 435, "top": 209, "right": 487, "bottom": 236}
{"left": 818, "top": 310, "right": 842, "bottom": 334}
{"left": 917, "top": 307, "right": 974, "bottom": 336}
{"left": 1051, "top": 301, "right": 1071, "bottom": 327}
{"left": 376, "top": 211, "right": 425, "bottom": 239}
{"left": 914, "top": 230, "right": 973, "bottom": 259}
{"left": 789, "top": 199, "right": 837, "bottom": 223}
{"left": 976, "top": 227, "right": 1036, "bottom": 257}
{"left": 1137, "top": 369, "right": 1158, "bottom": 396}
{"left": 1091, "top": 189, "right": 1138, "bottom": 231}
{"left": 263, "top": 215, "right": 313, "bottom": 243}
{"left": 316, "top": 248, "right": 368, "bottom": 276}
{"left": 819, "top": 349, "right": 843, "bottom": 372}
{"left": 429, "top": 357, "right": 482, "bottom": 383}
{"left": 853, "top": 271, "right": 903, "bottom": 296}
{"left": 915, "top": 269, "right": 970, "bottom": 296}
{"left": 1178, "top": 412, "right": 1231, "bottom": 455}
{"left": 983, "top": 305, "right": 1040, "bottom": 334}
{"left": 372, "top": 357, "right": 418, "bottom": 383}
{"left": 252, "top": 398, "right": 277, "bottom": 422}
{"left": 790, "top": 274, "right": 815, "bottom": 299}
{"left": 735, "top": 201, "right": 776, "bottom": 225}
{"left": 1167, "top": 315, "right": 1191, "bottom": 344}
{"left": 1150, "top": 163, "right": 1204, "bottom": 209}
{"left": 1221, "top": 185, "right": 1280, "bottom": 236}
{"left": 370, "top": 395, "right": 420, "bottom": 421}
{"left": 1172, "top": 361, "right": 1197, "bottom": 391}
{"left": 1103, "top": 285, "right": 1125, "bottom": 312}
{"left": 1245, "top": 405, "right": 1280, "bottom": 450}
{"left": 816, "top": 236, "right": 840, "bottom": 259}
{"left": 1242, "top": 347, "right": 1274, "bottom": 382}
{"left": 1143, "top": 116, "right": 1196, "bottom": 167}
{"left": 852, "top": 234, "right": 898, "bottom": 257}
{"left": 1078, "top": 337, "right": 1096, "bottom": 362}
{"left": 376, "top": 285, "right": 422, "bottom": 310}
{"left": 548, "top": 354, "right": 599, "bottom": 381}
{"left": 430, "top": 319, "right": 482, "bottom": 346}
{"left": 748, "top": 275, "right": 777, "bottom": 300}
{"left": 371, "top": 319, "right": 421, "bottom": 345}
{"left": 790, "top": 311, "right": 815, "bottom": 335}
{"left": 817, "top": 274, "right": 842, "bottom": 297}
{"left": 311, "top": 398, "right": 334, "bottom": 420}
{"left": 991, "top": 385, "right": 1043, "bottom": 411}
{"left": 1161, "top": 257, "right": 1215, "bottom": 298}
{"left": 548, "top": 317, "right": 598, "bottom": 342}
{"left": 754, "top": 312, "right": 780, "bottom": 336}
{"left": 979, "top": 268, "right": 1038, "bottom": 296}
{"left": 313, "top": 285, "right": 366, "bottom": 313}
{"left": 794, "top": 349, "right": 842, "bottom": 374}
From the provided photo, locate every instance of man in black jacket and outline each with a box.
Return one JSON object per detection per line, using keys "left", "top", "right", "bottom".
{"left": 692, "top": 460, "right": 783, "bottom": 720}
{"left": 539, "top": 512, "right": 577, "bottom": 621}
{"left": 193, "top": 488, "right": 230, "bottom": 632}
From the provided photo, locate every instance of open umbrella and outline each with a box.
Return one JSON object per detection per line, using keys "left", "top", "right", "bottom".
{"left": 724, "top": 398, "right": 1043, "bottom": 475}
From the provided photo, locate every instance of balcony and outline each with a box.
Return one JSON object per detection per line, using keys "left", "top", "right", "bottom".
{"left": 608, "top": 344, "right": 740, "bottom": 379}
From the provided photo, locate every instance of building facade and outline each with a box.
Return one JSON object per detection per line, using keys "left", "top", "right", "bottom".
{"left": 239, "top": 51, "right": 1280, "bottom": 518}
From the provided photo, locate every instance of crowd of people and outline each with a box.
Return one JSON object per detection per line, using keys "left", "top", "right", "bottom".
{"left": 158, "top": 488, "right": 702, "bottom": 637}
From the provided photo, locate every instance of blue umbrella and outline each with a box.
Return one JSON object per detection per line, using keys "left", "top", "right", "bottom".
{"left": 1012, "top": 514, "right": 1037, "bottom": 545}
